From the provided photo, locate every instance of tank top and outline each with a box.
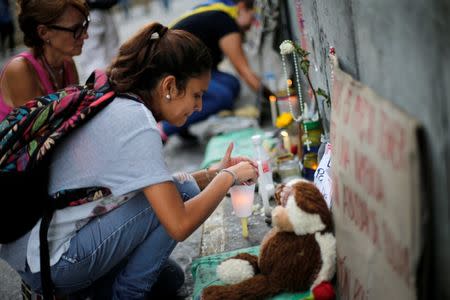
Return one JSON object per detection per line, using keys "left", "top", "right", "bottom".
{"left": 0, "top": 51, "right": 77, "bottom": 121}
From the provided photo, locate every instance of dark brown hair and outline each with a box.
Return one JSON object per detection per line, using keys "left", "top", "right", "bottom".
{"left": 107, "top": 22, "right": 212, "bottom": 104}
{"left": 234, "top": 0, "right": 254, "bottom": 9}
{"left": 18, "top": 0, "right": 89, "bottom": 51}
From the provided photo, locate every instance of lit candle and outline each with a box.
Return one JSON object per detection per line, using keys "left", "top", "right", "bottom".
{"left": 280, "top": 130, "right": 291, "bottom": 153}
{"left": 269, "top": 95, "right": 277, "bottom": 127}
{"left": 230, "top": 184, "right": 256, "bottom": 238}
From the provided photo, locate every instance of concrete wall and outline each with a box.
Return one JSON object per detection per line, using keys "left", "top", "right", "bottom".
{"left": 283, "top": 0, "right": 449, "bottom": 298}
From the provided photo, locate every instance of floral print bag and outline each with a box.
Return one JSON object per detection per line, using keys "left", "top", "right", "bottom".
{"left": 0, "top": 70, "right": 132, "bottom": 298}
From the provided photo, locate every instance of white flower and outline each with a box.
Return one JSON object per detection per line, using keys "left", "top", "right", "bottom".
{"left": 279, "top": 40, "right": 295, "bottom": 55}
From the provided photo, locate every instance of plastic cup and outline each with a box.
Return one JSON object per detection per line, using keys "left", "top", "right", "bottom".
{"left": 229, "top": 184, "right": 256, "bottom": 218}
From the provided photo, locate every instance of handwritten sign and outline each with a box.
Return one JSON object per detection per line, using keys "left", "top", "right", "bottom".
{"left": 330, "top": 55, "right": 422, "bottom": 300}
{"left": 314, "top": 143, "right": 332, "bottom": 208}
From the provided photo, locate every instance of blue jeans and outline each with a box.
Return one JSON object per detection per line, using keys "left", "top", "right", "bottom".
{"left": 162, "top": 69, "right": 240, "bottom": 136}
{"left": 21, "top": 177, "right": 201, "bottom": 299}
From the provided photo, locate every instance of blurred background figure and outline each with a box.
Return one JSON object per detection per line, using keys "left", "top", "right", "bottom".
{"left": 118, "top": 0, "right": 130, "bottom": 19}
{"left": 158, "top": 0, "right": 275, "bottom": 142}
{"left": 161, "top": 0, "right": 171, "bottom": 12}
{"left": 0, "top": 0, "right": 89, "bottom": 121}
{"left": 76, "top": 0, "right": 119, "bottom": 83}
{"left": 0, "top": 0, "right": 15, "bottom": 57}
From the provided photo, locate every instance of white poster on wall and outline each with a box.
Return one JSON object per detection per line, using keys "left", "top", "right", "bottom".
{"left": 330, "top": 55, "right": 423, "bottom": 300}
{"left": 314, "top": 142, "right": 332, "bottom": 208}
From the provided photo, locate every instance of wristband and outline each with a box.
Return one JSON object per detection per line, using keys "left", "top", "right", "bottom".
{"left": 219, "top": 169, "right": 239, "bottom": 186}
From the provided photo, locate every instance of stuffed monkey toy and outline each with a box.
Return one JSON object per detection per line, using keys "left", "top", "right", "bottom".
{"left": 202, "top": 179, "right": 336, "bottom": 300}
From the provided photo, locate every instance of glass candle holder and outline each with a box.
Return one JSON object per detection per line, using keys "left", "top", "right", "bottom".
{"left": 229, "top": 184, "right": 256, "bottom": 218}
{"left": 278, "top": 158, "right": 301, "bottom": 183}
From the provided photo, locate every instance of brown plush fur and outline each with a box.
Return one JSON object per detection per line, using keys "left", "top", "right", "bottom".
{"left": 258, "top": 231, "right": 321, "bottom": 291}
{"left": 292, "top": 181, "right": 333, "bottom": 233}
{"left": 202, "top": 181, "right": 332, "bottom": 300}
{"left": 274, "top": 183, "right": 285, "bottom": 206}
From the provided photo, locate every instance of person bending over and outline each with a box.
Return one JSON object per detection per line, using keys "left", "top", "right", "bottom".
{"left": 159, "top": 0, "right": 275, "bottom": 141}
{"left": 0, "top": 22, "right": 258, "bottom": 299}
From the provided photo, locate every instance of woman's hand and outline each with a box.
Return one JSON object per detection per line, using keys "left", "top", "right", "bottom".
{"left": 226, "top": 161, "right": 259, "bottom": 185}
{"left": 211, "top": 142, "right": 257, "bottom": 172}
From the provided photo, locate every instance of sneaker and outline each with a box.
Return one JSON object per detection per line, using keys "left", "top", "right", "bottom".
{"left": 146, "top": 258, "right": 186, "bottom": 299}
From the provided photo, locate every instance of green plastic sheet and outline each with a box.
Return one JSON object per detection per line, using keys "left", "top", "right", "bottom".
{"left": 200, "top": 128, "right": 264, "bottom": 168}
{"left": 191, "top": 245, "right": 311, "bottom": 300}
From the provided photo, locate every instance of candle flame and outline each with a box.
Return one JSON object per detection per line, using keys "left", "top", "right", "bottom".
{"left": 287, "top": 79, "right": 293, "bottom": 87}
{"left": 269, "top": 95, "right": 277, "bottom": 102}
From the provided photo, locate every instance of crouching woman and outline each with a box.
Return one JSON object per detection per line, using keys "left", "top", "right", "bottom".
{"left": 0, "top": 22, "right": 258, "bottom": 299}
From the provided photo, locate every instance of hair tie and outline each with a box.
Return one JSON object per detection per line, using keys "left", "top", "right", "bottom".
{"left": 150, "top": 32, "right": 159, "bottom": 40}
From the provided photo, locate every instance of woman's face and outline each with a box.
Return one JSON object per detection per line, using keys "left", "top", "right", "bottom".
{"left": 236, "top": 6, "right": 255, "bottom": 32}
{"left": 164, "top": 72, "right": 211, "bottom": 127}
{"left": 45, "top": 6, "right": 89, "bottom": 57}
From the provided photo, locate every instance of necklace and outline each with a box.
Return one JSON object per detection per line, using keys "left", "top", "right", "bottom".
{"left": 280, "top": 40, "right": 312, "bottom": 151}
{"left": 41, "top": 55, "right": 65, "bottom": 90}
{"left": 281, "top": 47, "right": 305, "bottom": 122}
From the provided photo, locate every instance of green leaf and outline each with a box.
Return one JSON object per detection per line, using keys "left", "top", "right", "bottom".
{"left": 31, "top": 105, "right": 50, "bottom": 134}
{"left": 28, "top": 140, "right": 38, "bottom": 156}
{"left": 297, "top": 47, "right": 309, "bottom": 58}
{"left": 317, "top": 88, "right": 331, "bottom": 107}
{"left": 300, "top": 59, "right": 310, "bottom": 75}
{"left": 316, "top": 88, "right": 329, "bottom": 99}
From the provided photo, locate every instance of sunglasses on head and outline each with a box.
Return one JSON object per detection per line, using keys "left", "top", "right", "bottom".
{"left": 47, "top": 16, "right": 90, "bottom": 40}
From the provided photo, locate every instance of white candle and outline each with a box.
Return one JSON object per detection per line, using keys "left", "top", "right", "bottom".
{"left": 280, "top": 130, "right": 291, "bottom": 153}
{"left": 230, "top": 184, "right": 255, "bottom": 218}
{"left": 269, "top": 96, "right": 277, "bottom": 127}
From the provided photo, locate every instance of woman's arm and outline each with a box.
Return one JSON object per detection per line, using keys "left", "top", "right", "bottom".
{"left": 144, "top": 161, "right": 258, "bottom": 241}
{"left": 1, "top": 57, "right": 43, "bottom": 107}
{"left": 191, "top": 167, "right": 219, "bottom": 190}
{"left": 219, "top": 32, "right": 261, "bottom": 92}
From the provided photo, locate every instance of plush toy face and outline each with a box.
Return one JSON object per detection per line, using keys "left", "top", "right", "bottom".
{"left": 273, "top": 179, "right": 333, "bottom": 235}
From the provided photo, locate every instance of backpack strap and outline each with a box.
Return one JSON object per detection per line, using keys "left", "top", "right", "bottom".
{"left": 40, "top": 199, "right": 55, "bottom": 300}
{"left": 118, "top": 92, "right": 143, "bottom": 102}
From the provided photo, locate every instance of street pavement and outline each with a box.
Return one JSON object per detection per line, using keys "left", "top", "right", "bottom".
{"left": 0, "top": 1, "right": 204, "bottom": 299}
{"left": 0, "top": 1, "right": 277, "bottom": 298}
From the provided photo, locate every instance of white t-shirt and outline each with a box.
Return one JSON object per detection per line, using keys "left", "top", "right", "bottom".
{"left": 1, "top": 97, "right": 173, "bottom": 273}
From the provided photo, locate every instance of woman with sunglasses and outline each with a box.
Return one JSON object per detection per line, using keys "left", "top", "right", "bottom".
{"left": 0, "top": 0, "right": 90, "bottom": 121}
